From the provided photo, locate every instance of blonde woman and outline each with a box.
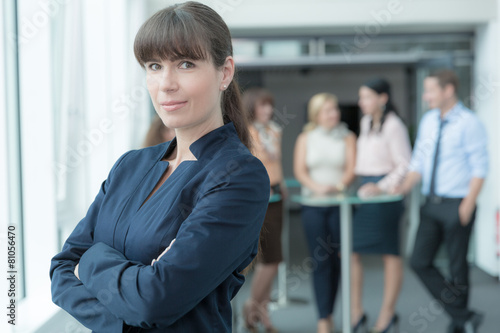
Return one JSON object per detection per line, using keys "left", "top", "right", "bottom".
{"left": 294, "top": 93, "right": 356, "bottom": 333}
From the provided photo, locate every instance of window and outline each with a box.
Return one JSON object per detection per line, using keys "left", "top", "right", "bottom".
{"left": 3, "top": 0, "right": 151, "bottom": 331}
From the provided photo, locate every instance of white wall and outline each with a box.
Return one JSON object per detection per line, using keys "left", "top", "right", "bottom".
{"left": 149, "top": 0, "right": 497, "bottom": 35}
{"left": 474, "top": 12, "right": 500, "bottom": 276}
{"left": 225, "top": 0, "right": 496, "bottom": 31}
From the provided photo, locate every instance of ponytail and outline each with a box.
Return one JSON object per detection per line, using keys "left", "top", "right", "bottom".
{"left": 222, "top": 76, "right": 253, "bottom": 152}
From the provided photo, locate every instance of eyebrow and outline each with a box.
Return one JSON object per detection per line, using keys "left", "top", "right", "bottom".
{"left": 143, "top": 57, "right": 162, "bottom": 64}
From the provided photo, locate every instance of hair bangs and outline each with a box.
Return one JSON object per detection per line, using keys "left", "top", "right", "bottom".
{"left": 134, "top": 7, "right": 210, "bottom": 67}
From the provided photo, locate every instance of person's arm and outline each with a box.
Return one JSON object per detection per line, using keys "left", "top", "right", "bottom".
{"left": 249, "top": 126, "right": 267, "bottom": 161}
{"left": 459, "top": 116, "right": 488, "bottom": 225}
{"left": 377, "top": 119, "right": 413, "bottom": 193}
{"left": 394, "top": 171, "right": 422, "bottom": 195}
{"left": 293, "top": 132, "right": 335, "bottom": 195}
{"left": 50, "top": 152, "right": 132, "bottom": 332}
{"left": 339, "top": 132, "right": 356, "bottom": 190}
{"left": 392, "top": 117, "right": 427, "bottom": 195}
{"left": 76, "top": 155, "right": 270, "bottom": 329}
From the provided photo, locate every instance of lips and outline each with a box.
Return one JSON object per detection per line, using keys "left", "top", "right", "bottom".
{"left": 160, "top": 101, "right": 187, "bottom": 112}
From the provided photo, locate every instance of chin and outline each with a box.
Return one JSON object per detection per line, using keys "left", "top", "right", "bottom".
{"left": 158, "top": 118, "right": 183, "bottom": 130}
{"left": 157, "top": 113, "right": 189, "bottom": 129}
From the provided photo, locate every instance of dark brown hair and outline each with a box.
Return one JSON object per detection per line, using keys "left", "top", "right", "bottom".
{"left": 428, "top": 69, "right": 459, "bottom": 94}
{"left": 133, "top": 1, "right": 251, "bottom": 150}
{"left": 242, "top": 87, "right": 274, "bottom": 122}
{"left": 362, "top": 77, "right": 399, "bottom": 131}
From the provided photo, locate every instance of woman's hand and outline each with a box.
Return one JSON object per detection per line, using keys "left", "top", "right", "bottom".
{"left": 388, "top": 185, "right": 401, "bottom": 195}
{"left": 74, "top": 263, "right": 80, "bottom": 280}
{"left": 313, "top": 184, "right": 337, "bottom": 196}
{"left": 151, "top": 239, "right": 175, "bottom": 266}
{"left": 357, "top": 182, "right": 383, "bottom": 198}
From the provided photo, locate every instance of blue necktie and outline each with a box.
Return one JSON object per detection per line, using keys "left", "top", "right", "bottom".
{"left": 429, "top": 119, "right": 446, "bottom": 197}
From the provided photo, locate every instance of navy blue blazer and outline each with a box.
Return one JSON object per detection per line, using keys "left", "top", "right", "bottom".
{"left": 50, "top": 123, "right": 270, "bottom": 332}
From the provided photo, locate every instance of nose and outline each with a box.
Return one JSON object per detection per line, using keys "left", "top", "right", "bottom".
{"left": 158, "top": 68, "right": 179, "bottom": 93}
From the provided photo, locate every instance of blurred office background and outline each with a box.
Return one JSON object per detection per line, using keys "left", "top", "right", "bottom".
{"left": 1, "top": 0, "right": 499, "bottom": 332}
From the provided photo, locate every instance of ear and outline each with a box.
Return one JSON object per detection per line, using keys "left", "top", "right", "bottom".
{"left": 444, "top": 83, "right": 455, "bottom": 99}
{"left": 220, "top": 56, "right": 235, "bottom": 91}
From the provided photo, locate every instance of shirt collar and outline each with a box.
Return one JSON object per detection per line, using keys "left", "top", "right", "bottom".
{"left": 159, "top": 122, "right": 239, "bottom": 161}
{"left": 440, "top": 102, "right": 464, "bottom": 122}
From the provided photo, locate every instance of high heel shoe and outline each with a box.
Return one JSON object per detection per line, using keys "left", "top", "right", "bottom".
{"left": 353, "top": 313, "right": 368, "bottom": 333}
{"left": 370, "top": 314, "right": 399, "bottom": 333}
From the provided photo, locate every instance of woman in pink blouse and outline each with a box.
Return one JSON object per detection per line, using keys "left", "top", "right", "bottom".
{"left": 351, "top": 78, "right": 412, "bottom": 333}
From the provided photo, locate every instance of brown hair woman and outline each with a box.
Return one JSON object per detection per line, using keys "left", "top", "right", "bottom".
{"left": 242, "top": 87, "right": 286, "bottom": 333}
{"left": 50, "top": 2, "right": 270, "bottom": 332}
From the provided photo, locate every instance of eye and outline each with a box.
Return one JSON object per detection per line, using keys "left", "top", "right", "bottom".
{"left": 179, "top": 61, "right": 195, "bottom": 69}
{"left": 148, "top": 63, "right": 161, "bottom": 71}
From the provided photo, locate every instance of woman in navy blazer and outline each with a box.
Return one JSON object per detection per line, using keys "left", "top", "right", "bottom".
{"left": 49, "top": 2, "right": 270, "bottom": 332}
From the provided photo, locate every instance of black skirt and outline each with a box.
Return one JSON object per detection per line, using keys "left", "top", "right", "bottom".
{"left": 353, "top": 176, "right": 404, "bottom": 255}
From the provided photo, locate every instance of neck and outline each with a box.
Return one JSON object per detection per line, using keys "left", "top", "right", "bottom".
{"left": 372, "top": 108, "right": 384, "bottom": 125}
{"left": 320, "top": 123, "right": 338, "bottom": 131}
{"left": 254, "top": 120, "right": 268, "bottom": 127}
{"left": 439, "top": 98, "right": 458, "bottom": 118}
{"left": 170, "top": 114, "right": 224, "bottom": 164}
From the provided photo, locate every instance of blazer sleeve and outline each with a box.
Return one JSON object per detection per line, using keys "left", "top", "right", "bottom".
{"left": 49, "top": 151, "right": 132, "bottom": 333}
{"left": 77, "top": 155, "right": 270, "bottom": 329}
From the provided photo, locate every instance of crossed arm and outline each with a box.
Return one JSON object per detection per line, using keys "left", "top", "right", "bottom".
{"left": 50, "top": 155, "right": 270, "bottom": 331}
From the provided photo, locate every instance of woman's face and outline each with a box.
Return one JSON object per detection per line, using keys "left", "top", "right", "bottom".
{"left": 317, "top": 99, "right": 341, "bottom": 129}
{"left": 358, "top": 86, "right": 386, "bottom": 115}
{"left": 254, "top": 101, "right": 273, "bottom": 124}
{"left": 145, "top": 56, "right": 232, "bottom": 131}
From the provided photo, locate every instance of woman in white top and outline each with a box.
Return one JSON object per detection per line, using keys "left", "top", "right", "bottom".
{"left": 294, "top": 93, "right": 356, "bottom": 333}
